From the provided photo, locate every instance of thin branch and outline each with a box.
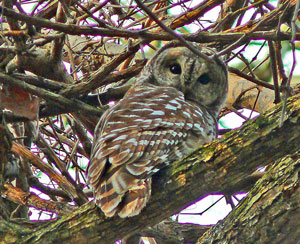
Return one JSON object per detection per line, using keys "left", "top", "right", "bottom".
{"left": 279, "top": 41, "right": 296, "bottom": 127}
{"left": 1, "top": 6, "right": 299, "bottom": 41}
{"left": 170, "top": 0, "right": 226, "bottom": 29}
{"left": 59, "top": 42, "right": 145, "bottom": 97}
{"left": 268, "top": 41, "right": 281, "bottom": 103}
{"left": 28, "top": 176, "right": 72, "bottom": 201}
{"left": 134, "top": 0, "right": 213, "bottom": 63}
{"left": 0, "top": 72, "right": 103, "bottom": 116}
{"left": 290, "top": 0, "right": 300, "bottom": 42}
{"left": 217, "top": 9, "right": 273, "bottom": 56}
{"left": 2, "top": 183, "right": 74, "bottom": 215}
{"left": 11, "top": 142, "right": 78, "bottom": 200}
{"left": 228, "top": 67, "right": 276, "bottom": 91}
{"left": 274, "top": 41, "right": 288, "bottom": 84}
{"left": 35, "top": 133, "right": 88, "bottom": 206}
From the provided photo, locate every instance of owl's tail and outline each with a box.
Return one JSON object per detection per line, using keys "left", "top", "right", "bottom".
{"left": 96, "top": 169, "right": 152, "bottom": 218}
{"left": 118, "top": 178, "right": 152, "bottom": 218}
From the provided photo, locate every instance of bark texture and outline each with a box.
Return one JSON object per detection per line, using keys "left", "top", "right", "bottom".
{"left": 197, "top": 151, "right": 300, "bottom": 244}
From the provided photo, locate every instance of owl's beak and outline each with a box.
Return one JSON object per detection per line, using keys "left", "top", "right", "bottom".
{"left": 182, "top": 59, "right": 197, "bottom": 88}
{"left": 180, "top": 77, "right": 187, "bottom": 94}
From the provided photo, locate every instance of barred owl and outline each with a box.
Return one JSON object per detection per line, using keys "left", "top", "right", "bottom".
{"left": 87, "top": 42, "right": 228, "bottom": 218}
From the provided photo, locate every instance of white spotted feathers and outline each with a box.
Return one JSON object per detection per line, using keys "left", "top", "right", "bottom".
{"left": 87, "top": 42, "right": 228, "bottom": 218}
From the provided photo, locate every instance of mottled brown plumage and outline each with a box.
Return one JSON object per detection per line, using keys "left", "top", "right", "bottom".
{"left": 87, "top": 42, "right": 228, "bottom": 217}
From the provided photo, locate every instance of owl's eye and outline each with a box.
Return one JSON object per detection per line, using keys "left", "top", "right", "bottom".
{"left": 197, "top": 73, "right": 211, "bottom": 84}
{"left": 169, "top": 64, "right": 182, "bottom": 74}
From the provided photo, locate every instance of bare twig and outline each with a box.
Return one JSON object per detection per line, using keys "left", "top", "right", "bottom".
{"left": 279, "top": 41, "right": 296, "bottom": 127}
{"left": 290, "top": 0, "right": 300, "bottom": 42}
{"left": 134, "top": 0, "right": 213, "bottom": 63}
{"left": 12, "top": 142, "right": 77, "bottom": 200}
{"left": 28, "top": 176, "right": 72, "bottom": 201}
{"left": 268, "top": 41, "right": 281, "bottom": 103}
{"left": 0, "top": 72, "right": 103, "bottom": 116}
{"left": 228, "top": 67, "right": 276, "bottom": 91}
{"left": 2, "top": 183, "right": 74, "bottom": 215}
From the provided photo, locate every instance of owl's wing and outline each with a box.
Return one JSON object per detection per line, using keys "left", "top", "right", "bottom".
{"left": 87, "top": 85, "right": 216, "bottom": 217}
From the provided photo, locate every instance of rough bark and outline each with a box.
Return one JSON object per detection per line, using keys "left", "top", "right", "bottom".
{"left": 0, "top": 94, "right": 300, "bottom": 243}
{"left": 142, "top": 219, "right": 212, "bottom": 244}
{"left": 197, "top": 150, "right": 300, "bottom": 244}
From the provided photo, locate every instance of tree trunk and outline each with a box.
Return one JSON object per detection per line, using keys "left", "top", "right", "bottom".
{"left": 0, "top": 94, "right": 300, "bottom": 243}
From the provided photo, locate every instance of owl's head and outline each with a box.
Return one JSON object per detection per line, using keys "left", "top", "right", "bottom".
{"left": 138, "top": 42, "right": 228, "bottom": 117}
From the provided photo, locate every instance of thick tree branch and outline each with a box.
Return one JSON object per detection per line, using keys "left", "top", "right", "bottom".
{"left": 197, "top": 150, "right": 300, "bottom": 244}
{"left": 142, "top": 219, "right": 212, "bottom": 244}
{"left": 0, "top": 92, "right": 300, "bottom": 243}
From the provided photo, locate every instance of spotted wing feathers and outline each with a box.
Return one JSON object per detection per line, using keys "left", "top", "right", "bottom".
{"left": 87, "top": 85, "right": 215, "bottom": 217}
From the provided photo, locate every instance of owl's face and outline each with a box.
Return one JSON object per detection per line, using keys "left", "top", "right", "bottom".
{"left": 142, "top": 44, "right": 228, "bottom": 116}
